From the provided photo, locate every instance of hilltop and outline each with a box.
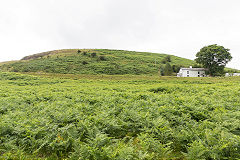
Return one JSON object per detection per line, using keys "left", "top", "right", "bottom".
{"left": 0, "top": 49, "right": 196, "bottom": 75}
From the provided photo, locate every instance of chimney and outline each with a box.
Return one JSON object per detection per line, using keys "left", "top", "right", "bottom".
{"left": 189, "top": 66, "right": 192, "bottom": 68}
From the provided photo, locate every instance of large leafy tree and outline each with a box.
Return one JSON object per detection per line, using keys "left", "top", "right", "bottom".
{"left": 195, "top": 44, "right": 232, "bottom": 76}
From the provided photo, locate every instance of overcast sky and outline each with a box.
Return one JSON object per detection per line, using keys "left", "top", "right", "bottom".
{"left": 1, "top": 0, "right": 240, "bottom": 69}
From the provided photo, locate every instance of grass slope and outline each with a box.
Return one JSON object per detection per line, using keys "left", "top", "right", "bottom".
{"left": 0, "top": 49, "right": 195, "bottom": 75}
{"left": 0, "top": 72, "right": 240, "bottom": 159}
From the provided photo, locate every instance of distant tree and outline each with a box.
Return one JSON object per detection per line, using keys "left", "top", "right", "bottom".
{"left": 82, "top": 61, "right": 88, "bottom": 65}
{"left": 195, "top": 44, "right": 232, "bottom": 76}
{"left": 161, "top": 59, "right": 167, "bottom": 64}
{"left": 163, "top": 63, "right": 173, "bottom": 76}
{"left": 172, "top": 65, "right": 181, "bottom": 73}
{"left": 13, "top": 68, "right": 19, "bottom": 72}
{"left": 77, "top": 50, "right": 81, "bottom": 54}
{"left": 161, "top": 55, "right": 171, "bottom": 64}
{"left": 82, "top": 51, "right": 87, "bottom": 56}
{"left": 159, "top": 65, "right": 164, "bottom": 76}
{"left": 99, "top": 56, "right": 106, "bottom": 61}
{"left": 165, "top": 55, "right": 171, "bottom": 62}
{"left": 91, "top": 52, "right": 97, "bottom": 57}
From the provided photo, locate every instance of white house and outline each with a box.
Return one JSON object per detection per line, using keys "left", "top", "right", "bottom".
{"left": 177, "top": 66, "right": 207, "bottom": 77}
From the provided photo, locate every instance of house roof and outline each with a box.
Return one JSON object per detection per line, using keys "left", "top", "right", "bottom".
{"left": 180, "top": 68, "right": 207, "bottom": 71}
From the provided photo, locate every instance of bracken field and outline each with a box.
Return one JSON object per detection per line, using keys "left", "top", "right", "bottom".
{"left": 0, "top": 72, "right": 240, "bottom": 159}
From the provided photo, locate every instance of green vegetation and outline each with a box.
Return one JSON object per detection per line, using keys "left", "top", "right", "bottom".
{"left": 0, "top": 72, "right": 240, "bottom": 159}
{"left": 195, "top": 44, "right": 232, "bottom": 76}
{"left": 0, "top": 49, "right": 195, "bottom": 75}
{"left": 163, "top": 63, "right": 173, "bottom": 76}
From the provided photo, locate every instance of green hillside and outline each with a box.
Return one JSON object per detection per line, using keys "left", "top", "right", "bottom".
{"left": 0, "top": 49, "right": 196, "bottom": 75}
{"left": 1, "top": 72, "right": 240, "bottom": 159}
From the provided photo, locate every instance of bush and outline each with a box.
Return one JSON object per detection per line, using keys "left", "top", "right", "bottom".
{"left": 161, "top": 59, "right": 167, "bottom": 64}
{"left": 161, "top": 56, "right": 171, "bottom": 64}
{"left": 91, "top": 52, "right": 97, "bottom": 57}
{"left": 82, "top": 61, "right": 88, "bottom": 65}
{"left": 159, "top": 65, "right": 164, "bottom": 76}
{"left": 165, "top": 55, "right": 171, "bottom": 62}
{"left": 163, "top": 63, "right": 173, "bottom": 76}
{"left": 99, "top": 56, "right": 106, "bottom": 61}
{"left": 172, "top": 65, "right": 181, "bottom": 73}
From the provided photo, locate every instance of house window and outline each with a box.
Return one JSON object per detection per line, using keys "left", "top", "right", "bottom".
{"left": 198, "top": 71, "right": 200, "bottom": 74}
{"left": 198, "top": 75, "right": 200, "bottom": 77}
{"left": 187, "top": 75, "right": 189, "bottom": 77}
{"left": 187, "top": 71, "right": 189, "bottom": 74}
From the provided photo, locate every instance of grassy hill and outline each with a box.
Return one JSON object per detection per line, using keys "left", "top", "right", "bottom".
{"left": 0, "top": 49, "right": 196, "bottom": 75}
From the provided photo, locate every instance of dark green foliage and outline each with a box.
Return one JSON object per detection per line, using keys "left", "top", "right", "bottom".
{"left": 149, "top": 87, "right": 170, "bottom": 93}
{"left": 165, "top": 55, "right": 171, "bottom": 62}
{"left": 159, "top": 65, "right": 164, "bottom": 76}
{"left": 77, "top": 50, "right": 81, "bottom": 54}
{"left": 82, "top": 61, "right": 88, "bottom": 65}
{"left": 163, "top": 63, "right": 173, "bottom": 76}
{"left": 161, "top": 59, "right": 167, "bottom": 64}
{"left": 91, "top": 52, "right": 97, "bottom": 57}
{"left": 195, "top": 44, "right": 232, "bottom": 76}
{"left": 161, "top": 55, "right": 171, "bottom": 64}
{"left": 99, "top": 55, "right": 106, "bottom": 61}
{"left": 172, "top": 65, "right": 181, "bottom": 73}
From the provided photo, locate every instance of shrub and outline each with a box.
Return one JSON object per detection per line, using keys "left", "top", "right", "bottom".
{"left": 161, "top": 56, "right": 171, "bottom": 64}
{"left": 165, "top": 55, "right": 171, "bottom": 62}
{"left": 163, "top": 63, "right": 173, "bottom": 76}
{"left": 159, "top": 65, "right": 164, "bottom": 76}
{"left": 13, "top": 68, "right": 19, "bottom": 72}
{"left": 99, "top": 56, "right": 106, "bottom": 61}
{"left": 82, "top": 61, "right": 88, "bottom": 65}
{"left": 91, "top": 52, "right": 97, "bottom": 57}
{"left": 172, "top": 65, "right": 181, "bottom": 73}
{"left": 161, "top": 59, "right": 166, "bottom": 64}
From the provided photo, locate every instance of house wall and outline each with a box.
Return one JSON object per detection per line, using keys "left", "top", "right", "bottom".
{"left": 181, "top": 70, "right": 205, "bottom": 77}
